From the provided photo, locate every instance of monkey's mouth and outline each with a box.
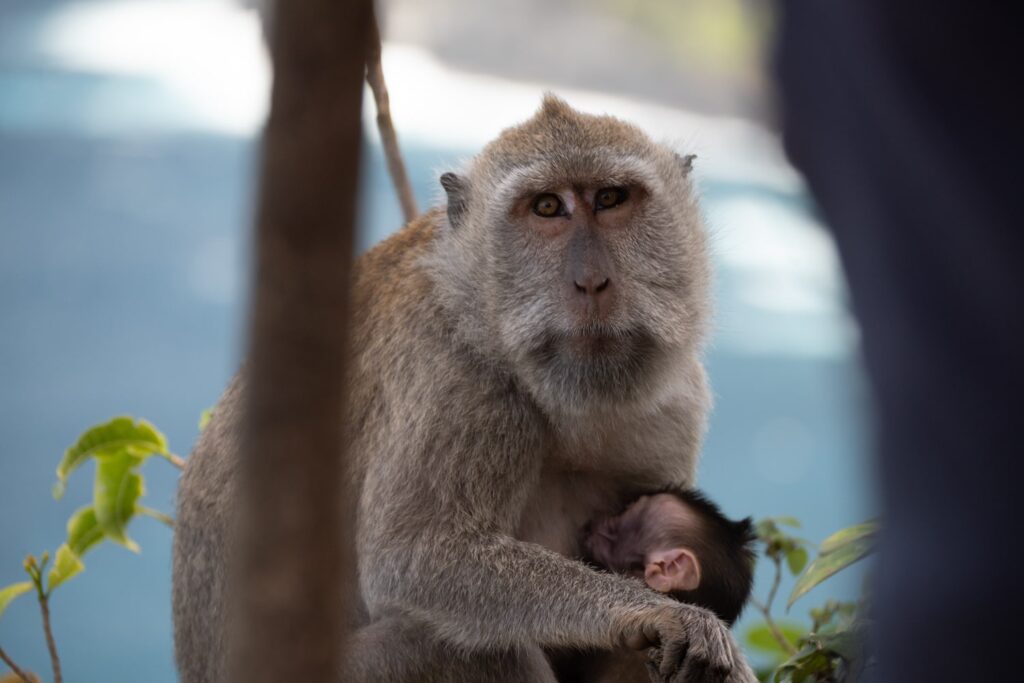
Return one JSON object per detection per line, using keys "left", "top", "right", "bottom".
{"left": 562, "top": 324, "right": 656, "bottom": 357}
{"left": 566, "top": 331, "right": 630, "bottom": 355}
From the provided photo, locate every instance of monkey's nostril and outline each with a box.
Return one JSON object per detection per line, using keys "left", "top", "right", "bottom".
{"left": 574, "top": 278, "right": 611, "bottom": 295}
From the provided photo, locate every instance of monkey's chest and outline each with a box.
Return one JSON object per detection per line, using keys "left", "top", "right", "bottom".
{"left": 515, "top": 469, "right": 637, "bottom": 558}
{"left": 515, "top": 413, "right": 696, "bottom": 557}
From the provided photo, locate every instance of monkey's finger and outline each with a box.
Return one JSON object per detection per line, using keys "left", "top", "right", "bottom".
{"left": 624, "top": 627, "right": 656, "bottom": 650}
{"left": 675, "top": 652, "right": 710, "bottom": 683}
{"left": 690, "top": 658, "right": 730, "bottom": 683}
{"left": 658, "top": 638, "right": 689, "bottom": 679}
{"left": 645, "top": 655, "right": 662, "bottom": 683}
{"left": 644, "top": 620, "right": 665, "bottom": 648}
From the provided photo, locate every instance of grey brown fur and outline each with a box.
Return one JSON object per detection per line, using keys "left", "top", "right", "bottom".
{"left": 173, "top": 95, "right": 756, "bottom": 682}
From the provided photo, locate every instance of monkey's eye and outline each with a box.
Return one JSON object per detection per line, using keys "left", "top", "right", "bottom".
{"left": 532, "top": 193, "right": 564, "bottom": 218}
{"left": 595, "top": 187, "right": 628, "bottom": 210}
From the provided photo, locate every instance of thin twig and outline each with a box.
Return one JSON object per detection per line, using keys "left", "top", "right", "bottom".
{"left": 750, "top": 556, "right": 798, "bottom": 657}
{"left": 165, "top": 452, "right": 186, "bottom": 470}
{"left": 137, "top": 505, "right": 175, "bottom": 527}
{"left": 765, "top": 556, "right": 783, "bottom": 611}
{"left": 365, "top": 11, "right": 418, "bottom": 224}
{"left": 0, "top": 646, "right": 34, "bottom": 683}
{"left": 37, "top": 596, "right": 61, "bottom": 683}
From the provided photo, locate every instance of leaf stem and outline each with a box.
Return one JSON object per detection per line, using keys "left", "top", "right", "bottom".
{"left": 165, "top": 452, "right": 186, "bottom": 470}
{"left": 750, "top": 556, "right": 798, "bottom": 657}
{"left": 37, "top": 595, "right": 61, "bottom": 683}
{"left": 0, "top": 646, "right": 34, "bottom": 683}
{"left": 137, "top": 505, "right": 175, "bottom": 527}
{"left": 766, "top": 555, "right": 783, "bottom": 611}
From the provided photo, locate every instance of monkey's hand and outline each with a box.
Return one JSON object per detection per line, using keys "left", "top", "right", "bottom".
{"left": 627, "top": 604, "right": 751, "bottom": 683}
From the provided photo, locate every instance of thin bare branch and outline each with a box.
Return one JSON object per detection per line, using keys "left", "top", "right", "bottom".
{"left": 749, "top": 556, "right": 798, "bottom": 657}
{"left": 0, "top": 647, "right": 34, "bottom": 683}
{"left": 37, "top": 596, "right": 61, "bottom": 683}
{"left": 366, "top": 10, "right": 418, "bottom": 224}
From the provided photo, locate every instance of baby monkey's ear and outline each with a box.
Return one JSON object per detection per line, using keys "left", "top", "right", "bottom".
{"left": 644, "top": 547, "right": 701, "bottom": 593}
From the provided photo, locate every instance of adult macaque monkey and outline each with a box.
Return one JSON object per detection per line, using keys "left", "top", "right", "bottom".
{"left": 173, "top": 95, "right": 756, "bottom": 683}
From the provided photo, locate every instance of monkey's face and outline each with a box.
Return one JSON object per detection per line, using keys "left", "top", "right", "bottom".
{"left": 434, "top": 96, "right": 710, "bottom": 413}
{"left": 487, "top": 153, "right": 708, "bottom": 412}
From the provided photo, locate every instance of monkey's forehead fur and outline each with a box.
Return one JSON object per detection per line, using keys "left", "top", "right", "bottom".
{"left": 470, "top": 94, "right": 674, "bottom": 186}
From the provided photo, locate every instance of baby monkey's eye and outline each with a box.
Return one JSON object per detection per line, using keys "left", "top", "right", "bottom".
{"left": 532, "top": 193, "right": 564, "bottom": 217}
{"left": 595, "top": 187, "right": 628, "bottom": 210}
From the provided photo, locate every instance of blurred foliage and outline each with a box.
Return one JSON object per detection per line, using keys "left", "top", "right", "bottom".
{"left": 2, "top": 412, "right": 878, "bottom": 682}
{"left": 596, "top": 0, "right": 773, "bottom": 77}
{"left": 747, "top": 514, "right": 878, "bottom": 682}
{"left": 0, "top": 674, "right": 38, "bottom": 683}
{"left": 1, "top": 417, "right": 184, "bottom": 681}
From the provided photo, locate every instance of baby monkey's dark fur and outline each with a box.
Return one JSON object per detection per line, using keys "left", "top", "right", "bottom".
{"left": 557, "top": 489, "right": 755, "bottom": 682}
{"left": 628, "top": 488, "right": 756, "bottom": 625}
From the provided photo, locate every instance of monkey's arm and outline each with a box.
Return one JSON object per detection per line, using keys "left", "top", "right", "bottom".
{"left": 357, "top": 389, "right": 750, "bottom": 681}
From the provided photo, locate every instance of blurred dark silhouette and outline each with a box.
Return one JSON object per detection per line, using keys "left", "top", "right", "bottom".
{"left": 775, "top": 2, "right": 1022, "bottom": 680}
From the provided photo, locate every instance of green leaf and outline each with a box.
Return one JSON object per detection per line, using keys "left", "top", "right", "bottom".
{"left": 788, "top": 537, "right": 874, "bottom": 608}
{"left": 818, "top": 520, "right": 879, "bottom": 555}
{"left": 0, "top": 581, "right": 33, "bottom": 620}
{"left": 54, "top": 416, "right": 167, "bottom": 499}
{"left": 93, "top": 452, "right": 144, "bottom": 552}
{"left": 811, "top": 630, "right": 863, "bottom": 661}
{"left": 775, "top": 647, "right": 835, "bottom": 683}
{"left": 791, "top": 652, "right": 834, "bottom": 683}
{"left": 746, "top": 621, "right": 807, "bottom": 656}
{"left": 773, "top": 516, "right": 802, "bottom": 528}
{"left": 198, "top": 408, "right": 214, "bottom": 431}
{"left": 46, "top": 544, "right": 84, "bottom": 592}
{"left": 786, "top": 546, "right": 809, "bottom": 575}
{"left": 809, "top": 599, "right": 858, "bottom": 633}
{"left": 66, "top": 506, "right": 105, "bottom": 557}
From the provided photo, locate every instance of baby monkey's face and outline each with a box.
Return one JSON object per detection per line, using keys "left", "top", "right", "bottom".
{"left": 584, "top": 493, "right": 704, "bottom": 594}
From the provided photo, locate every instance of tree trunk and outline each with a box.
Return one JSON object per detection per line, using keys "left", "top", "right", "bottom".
{"left": 229, "top": 1, "right": 371, "bottom": 681}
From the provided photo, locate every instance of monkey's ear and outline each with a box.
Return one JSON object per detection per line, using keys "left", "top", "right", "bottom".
{"left": 676, "top": 153, "right": 697, "bottom": 175}
{"left": 440, "top": 172, "right": 468, "bottom": 229}
{"left": 644, "top": 547, "right": 701, "bottom": 593}
{"left": 540, "top": 92, "right": 573, "bottom": 119}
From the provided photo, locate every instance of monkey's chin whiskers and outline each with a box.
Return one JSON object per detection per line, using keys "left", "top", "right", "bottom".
{"left": 553, "top": 323, "right": 655, "bottom": 355}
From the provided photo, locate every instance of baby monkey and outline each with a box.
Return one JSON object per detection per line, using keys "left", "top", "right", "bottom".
{"left": 551, "top": 490, "right": 756, "bottom": 682}
{"left": 584, "top": 488, "right": 756, "bottom": 626}
{"left": 553, "top": 490, "right": 756, "bottom": 682}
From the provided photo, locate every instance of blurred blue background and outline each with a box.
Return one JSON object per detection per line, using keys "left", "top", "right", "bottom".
{"left": 0, "top": 0, "right": 874, "bottom": 680}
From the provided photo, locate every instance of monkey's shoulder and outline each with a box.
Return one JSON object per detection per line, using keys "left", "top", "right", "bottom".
{"left": 352, "top": 208, "right": 443, "bottom": 313}
{"left": 349, "top": 209, "right": 451, "bottom": 354}
{"left": 346, "top": 208, "right": 523, "bottom": 412}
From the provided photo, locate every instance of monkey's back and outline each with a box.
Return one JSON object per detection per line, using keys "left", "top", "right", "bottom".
{"left": 172, "top": 210, "right": 446, "bottom": 682}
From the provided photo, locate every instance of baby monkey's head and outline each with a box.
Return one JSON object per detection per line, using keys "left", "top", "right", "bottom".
{"left": 584, "top": 489, "right": 756, "bottom": 625}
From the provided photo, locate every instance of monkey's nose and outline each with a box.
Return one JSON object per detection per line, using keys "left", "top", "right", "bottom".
{"left": 573, "top": 276, "right": 611, "bottom": 297}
